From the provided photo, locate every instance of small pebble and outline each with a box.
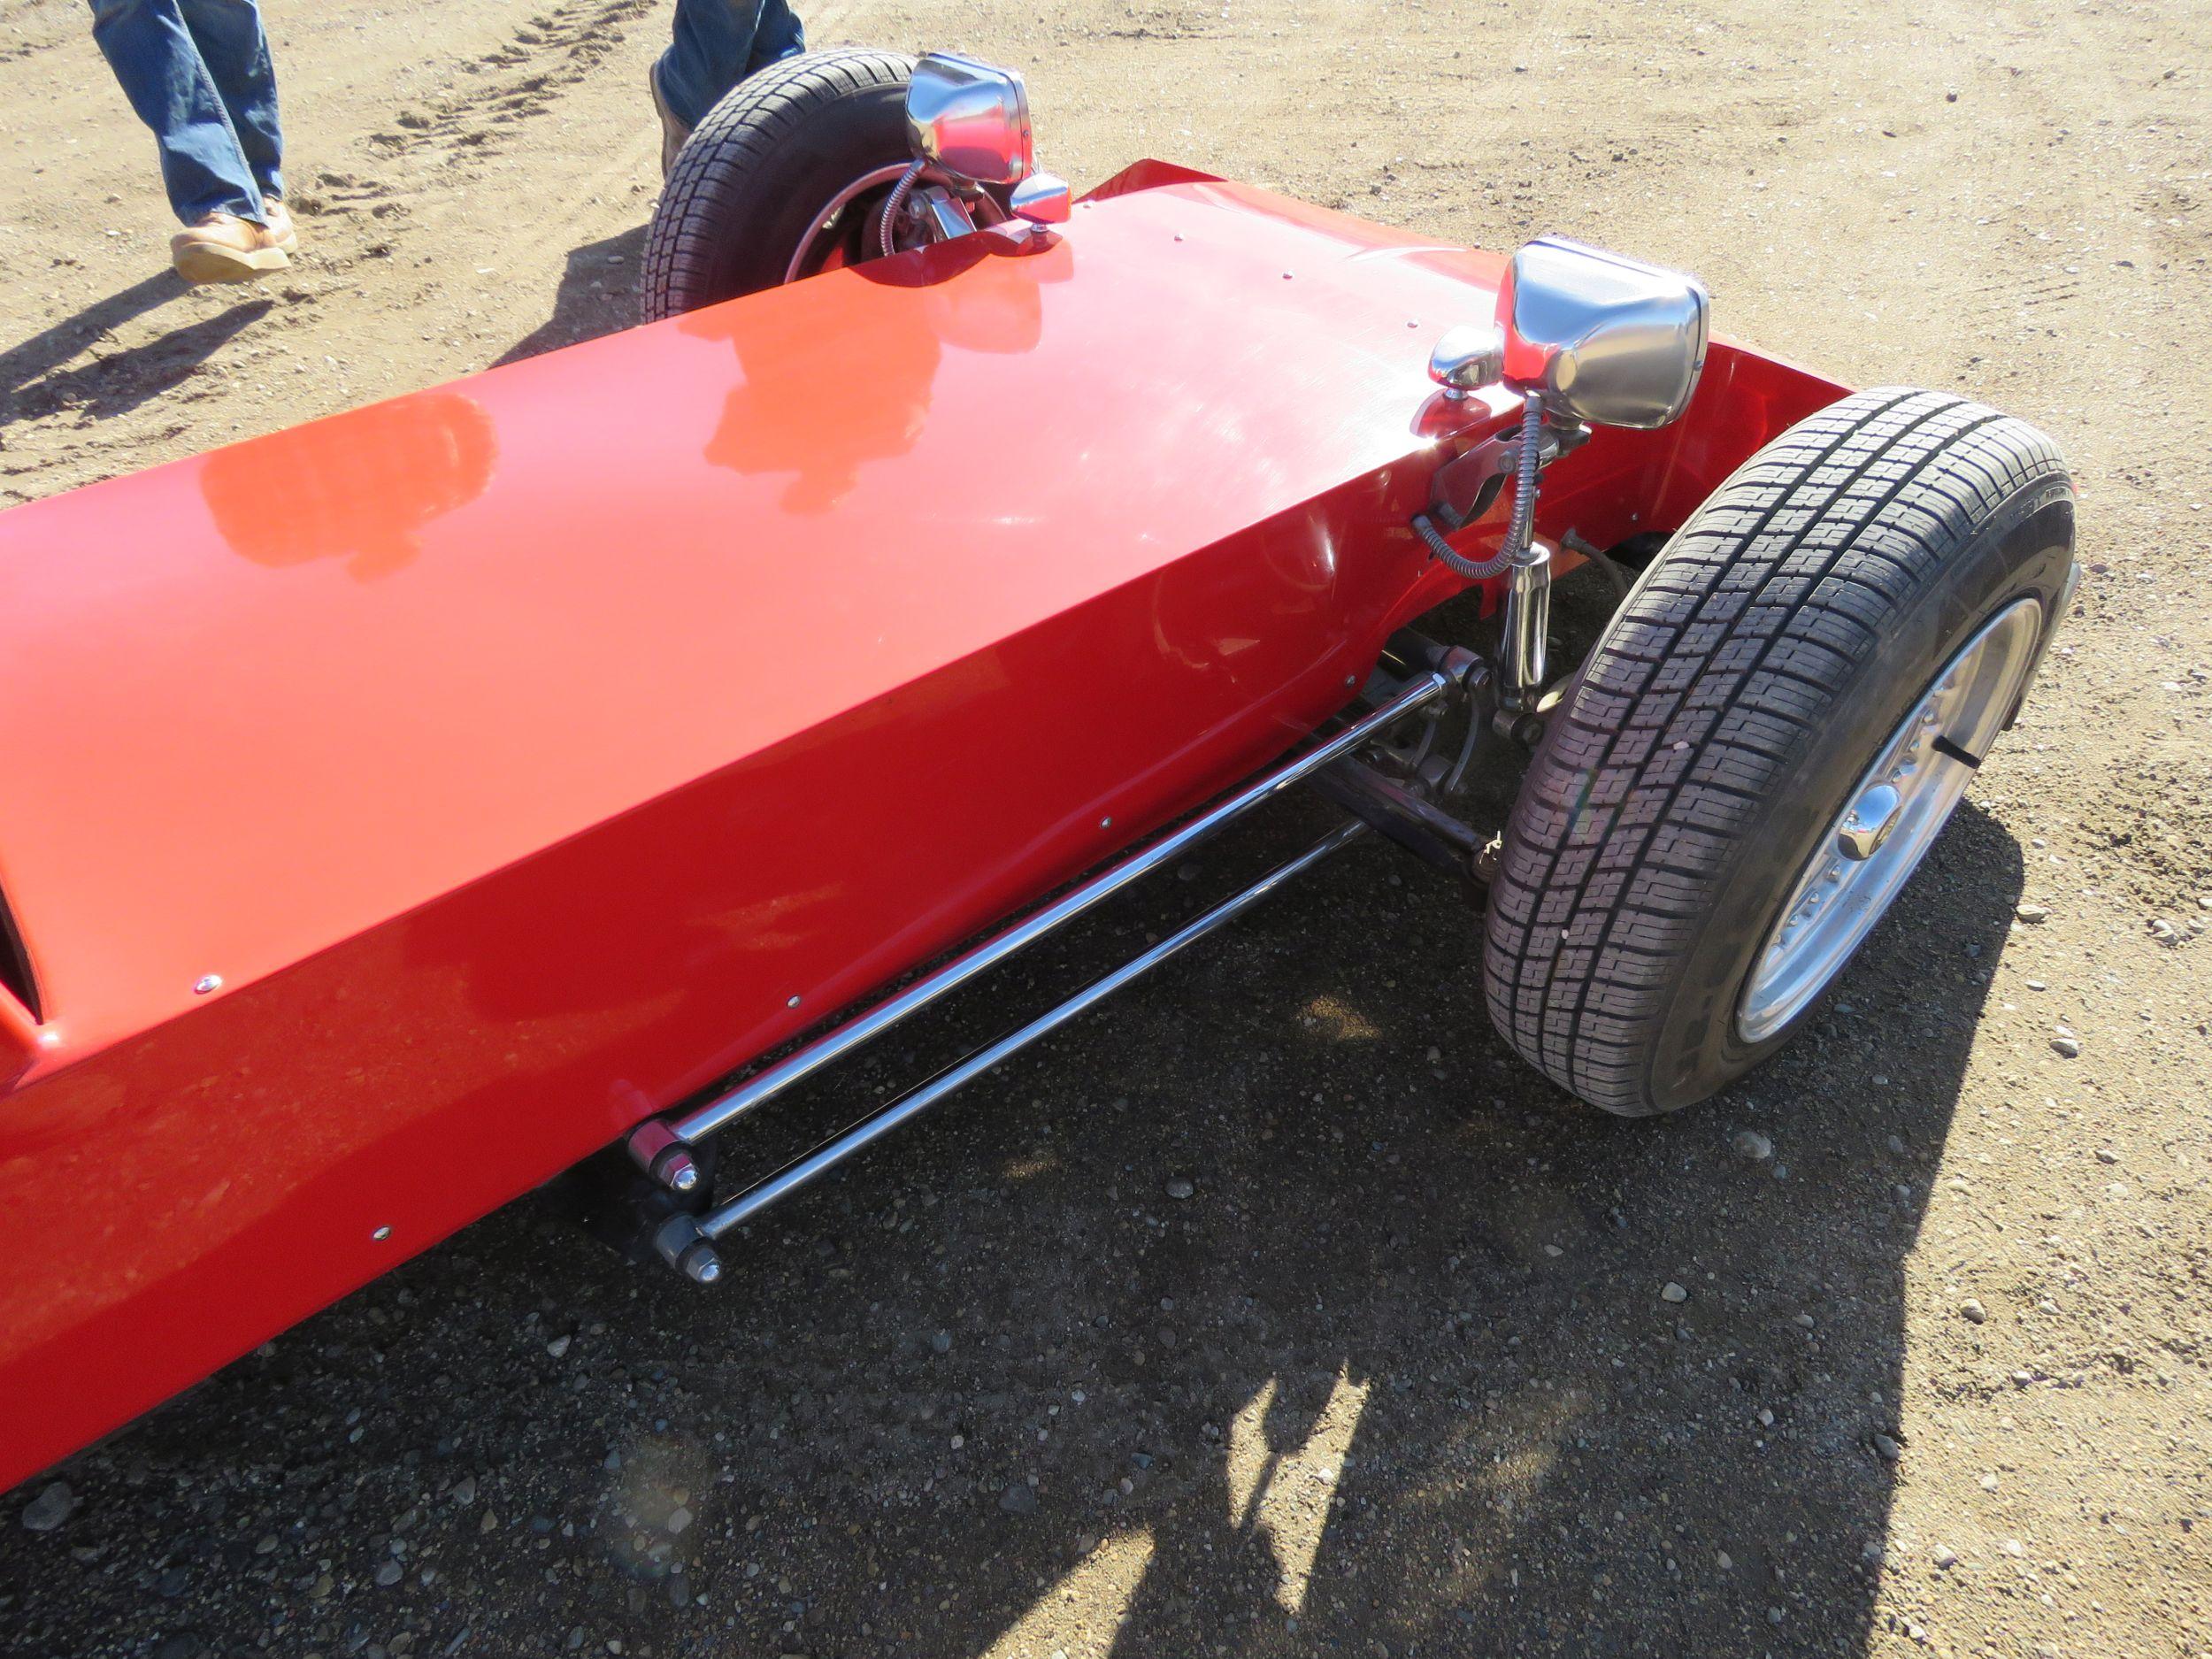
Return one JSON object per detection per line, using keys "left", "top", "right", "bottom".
{"left": 1732, "top": 1129, "right": 1773, "bottom": 1162}
{"left": 1164, "top": 1177, "right": 1194, "bottom": 1201}
{"left": 1960, "top": 1299, "right": 1987, "bottom": 1324}
{"left": 546, "top": 1334, "right": 572, "bottom": 1359}
{"left": 374, "top": 1560, "right": 403, "bottom": 1587}
{"left": 2016, "top": 902, "right": 2049, "bottom": 924}
{"left": 1660, "top": 1282, "right": 1688, "bottom": 1303}
{"left": 930, "top": 1331, "right": 952, "bottom": 1355}
{"left": 998, "top": 1483, "right": 1039, "bottom": 1515}
{"left": 1933, "top": 1545, "right": 1958, "bottom": 1570}
{"left": 2051, "top": 1035, "right": 2081, "bottom": 1057}
{"left": 19, "top": 1482, "right": 73, "bottom": 1533}
{"left": 666, "top": 1507, "right": 694, "bottom": 1536}
{"left": 1874, "top": 1432, "right": 1903, "bottom": 1463}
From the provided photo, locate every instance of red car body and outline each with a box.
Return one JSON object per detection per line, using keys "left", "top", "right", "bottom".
{"left": 0, "top": 164, "right": 1843, "bottom": 1492}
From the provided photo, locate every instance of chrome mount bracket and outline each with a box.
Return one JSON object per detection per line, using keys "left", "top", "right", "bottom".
{"left": 1424, "top": 419, "right": 1589, "bottom": 535}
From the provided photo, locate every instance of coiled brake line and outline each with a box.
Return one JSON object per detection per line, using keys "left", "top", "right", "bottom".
{"left": 1414, "top": 390, "right": 1546, "bottom": 580}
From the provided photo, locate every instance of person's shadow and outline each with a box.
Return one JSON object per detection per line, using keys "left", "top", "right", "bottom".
{"left": 494, "top": 225, "right": 648, "bottom": 366}
{"left": 0, "top": 273, "right": 270, "bottom": 425}
{"left": 1061, "top": 805, "right": 2024, "bottom": 1659}
{"left": 698, "top": 793, "right": 2018, "bottom": 1659}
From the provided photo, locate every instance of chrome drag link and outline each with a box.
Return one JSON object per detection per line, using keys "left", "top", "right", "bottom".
{"left": 626, "top": 671, "right": 1449, "bottom": 1189}
{"left": 633, "top": 673, "right": 1455, "bottom": 1282}
{"left": 652, "top": 820, "right": 1365, "bottom": 1282}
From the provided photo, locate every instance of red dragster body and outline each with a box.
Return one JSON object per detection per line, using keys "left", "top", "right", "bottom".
{"left": 0, "top": 165, "right": 1842, "bottom": 1491}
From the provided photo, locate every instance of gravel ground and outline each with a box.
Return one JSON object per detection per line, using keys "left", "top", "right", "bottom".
{"left": 2, "top": 1, "right": 2208, "bottom": 1656}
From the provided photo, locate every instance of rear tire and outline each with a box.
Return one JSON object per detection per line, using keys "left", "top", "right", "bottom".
{"left": 1483, "top": 387, "right": 2075, "bottom": 1115}
{"left": 641, "top": 48, "right": 915, "bottom": 322}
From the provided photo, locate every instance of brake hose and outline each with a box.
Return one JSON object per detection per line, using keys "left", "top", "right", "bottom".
{"left": 1415, "top": 390, "right": 1546, "bottom": 580}
{"left": 877, "top": 162, "right": 926, "bottom": 260}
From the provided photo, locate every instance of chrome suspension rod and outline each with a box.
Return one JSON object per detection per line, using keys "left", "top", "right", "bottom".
{"left": 653, "top": 821, "right": 1365, "bottom": 1279}
{"left": 627, "top": 670, "right": 1449, "bottom": 1187}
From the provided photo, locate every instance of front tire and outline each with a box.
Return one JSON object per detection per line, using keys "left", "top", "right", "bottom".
{"left": 1483, "top": 388, "right": 2075, "bottom": 1115}
{"left": 641, "top": 48, "right": 915, "bottom": 322}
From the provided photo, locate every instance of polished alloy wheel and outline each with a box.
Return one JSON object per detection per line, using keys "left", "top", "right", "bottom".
{"left": 1735, "top": 595, "right": 2046, "bottom": 1043}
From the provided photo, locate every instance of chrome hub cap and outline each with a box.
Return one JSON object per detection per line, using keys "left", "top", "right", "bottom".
{"left": 1836, "top": 783, "right": 1903, "bottom": 860}
{"left": 1736, "top": 596, "right": 2045, "bottom": 1044}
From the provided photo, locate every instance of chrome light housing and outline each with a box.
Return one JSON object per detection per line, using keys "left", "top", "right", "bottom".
{"left": 1496, "top": 236, "right": 1709, "bottom": 429}
{"left": 905, "top": 52, "right": 1034, "bottom": 188}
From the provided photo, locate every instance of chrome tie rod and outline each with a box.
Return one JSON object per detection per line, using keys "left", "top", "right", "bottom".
{"left": 628, "top": 670, "right": 1451, "bottom": 1282}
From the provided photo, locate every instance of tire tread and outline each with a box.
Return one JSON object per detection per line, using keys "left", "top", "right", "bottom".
{"left": 1483, "top": 388, "right": 2068, "bottom": 1113}
{"left": 641, "top": 48, "right": 914, "bottom": 322}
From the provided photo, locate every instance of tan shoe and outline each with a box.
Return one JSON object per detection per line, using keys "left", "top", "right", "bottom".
{"left": 171, "top": 211, "right": 291, "bottom": 285}
{"left": 259, "top": 198, "right": 299, "bottom": 255}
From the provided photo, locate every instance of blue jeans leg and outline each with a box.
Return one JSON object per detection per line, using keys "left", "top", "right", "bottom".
{"left": 655, "top": 0, "right": 806, "bottom": 130}
{"left": 89, "top": 0, "right": 284, "bottom": 225}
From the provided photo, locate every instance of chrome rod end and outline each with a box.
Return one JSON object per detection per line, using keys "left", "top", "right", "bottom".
{"left": 652, "top": 1214, "right": 723, "bottom": 1285}
{"left": 626, "top": 1118, "right": 701, "bottom": 1192}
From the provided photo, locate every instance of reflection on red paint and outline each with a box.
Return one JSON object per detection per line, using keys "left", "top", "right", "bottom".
{"left": 202, "top": 392, "right": 495, "bottom": 580}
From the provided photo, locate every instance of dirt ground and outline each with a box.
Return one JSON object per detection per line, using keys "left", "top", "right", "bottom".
{"left": 2, "top": 0, "right": 2208, "bottom": 1655}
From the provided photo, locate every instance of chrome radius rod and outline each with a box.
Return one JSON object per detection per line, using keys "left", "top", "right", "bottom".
{"left": 624, "top": 669, "right": 1450, "bottom": 1193}
{"left": 651, "top": 820, "right": 1366, "bottom": 1282}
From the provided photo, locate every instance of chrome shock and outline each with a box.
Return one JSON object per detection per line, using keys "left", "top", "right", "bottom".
{"left": 1497, "top": 390, "right": 1552, "bottom": 710}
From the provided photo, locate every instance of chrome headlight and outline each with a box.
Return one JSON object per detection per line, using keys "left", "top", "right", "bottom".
{"left": 1497, "top": 236, "right": 1710, "bottom": 429}
{"left": 905, "top": 52, "right": 1034, "bottom": 188}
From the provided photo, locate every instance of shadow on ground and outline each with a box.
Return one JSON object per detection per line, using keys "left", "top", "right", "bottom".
{"left": 0, "top": 273, "right": 269, "bottom": 425}
{"left": 0, "top": 770, "right": 2024, "bottom": 1656}
{"left": 494, "top": 225, "right": 647, "bottom": 367}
